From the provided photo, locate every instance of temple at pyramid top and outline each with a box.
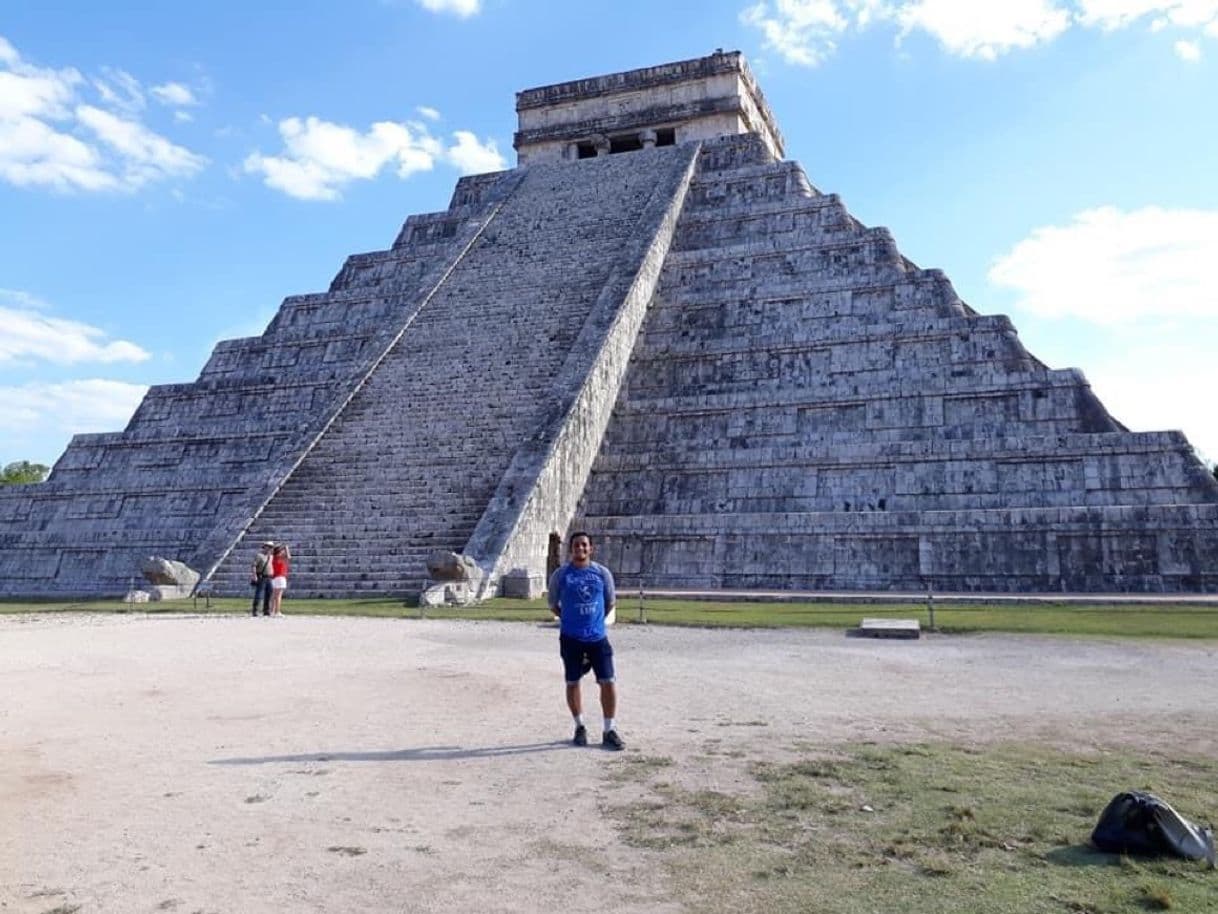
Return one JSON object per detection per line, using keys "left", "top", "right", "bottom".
{"left": 514, "top": 50, "right": 784, "bottom": 165}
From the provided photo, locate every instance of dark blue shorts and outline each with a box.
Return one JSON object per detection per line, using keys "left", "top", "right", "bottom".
{"left": 560, "top": 635, "right": 614, "bottom": 684}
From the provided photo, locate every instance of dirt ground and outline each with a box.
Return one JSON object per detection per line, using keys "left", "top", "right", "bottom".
{"left": 2, "top": 613, "right": 1215, "bottom": 914}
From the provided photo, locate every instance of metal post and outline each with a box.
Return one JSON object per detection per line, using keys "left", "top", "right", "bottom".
{"left": 636, "top": 535, "right": 646, "bottom": 624}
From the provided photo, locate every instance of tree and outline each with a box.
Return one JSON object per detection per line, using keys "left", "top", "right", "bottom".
{"left": 1213, "top": 463, "right": 1218, "bottom": 483}
{"left": 0, "top": 461, "right": 50, "bottom": 485}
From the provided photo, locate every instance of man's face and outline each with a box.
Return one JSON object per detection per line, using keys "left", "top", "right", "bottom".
{"left": 570, "top": 536, "right": 592, "bottom": 567}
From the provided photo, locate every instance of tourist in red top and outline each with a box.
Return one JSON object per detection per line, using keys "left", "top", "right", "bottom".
{"left": 269, "top": 543, "right": 291, "bottom": 616}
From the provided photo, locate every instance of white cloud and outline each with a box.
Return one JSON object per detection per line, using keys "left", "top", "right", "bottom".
{"left": 244, "top": 116, "right": 441, "bottom": 201}
{"left": 741, "top": 0, "right": 1071, "bottom": 64}
{"left": 446, "top": 130, "right": 506, "bottom": 174}
{"left": 150, "top": 81, "right": 197, "bottom": 107}
{"left": 741, "top": 0, "right": 1218, "bottom": 64}
{"left": 989, "top": 207, "right": 1218, "bottom": 461}
{"left": 739, "top": 0, "right": 856, "bottom": 66}
{"left": 93, "top": 67, "right": 145, "bottom": 114}
{"left": 1085, "top": 344, "right": 1218, "bottom": 460}
{"left": 244, "top": 115, "right": 503, "bottom": 201}
{"left": 0, "top": 58, "right": 80, "bottom": 120}
{"left": 988, "top": 206, "right": 1218, "bottom": 323}
{"left": 1075, "top": 0, "right": 1158, "bottom": 29}
{"left": 76, "top": 105, "right": 206, "bottom": 187}
{"left": 0, "top": 34, "right": 206, "bottom": 193}
{"left": 0, "top": 379, "right": 148, "bottom": 436}
{"left": 0, "top": 115, "right": 117, "bottom": 191}
{"left": 0, "top": 288, "right": 51, "bottom": 311}
{"left": 415, "top": 0, "right": 482, "bottom": 16}
{"left": 1174, "top": 37, "right": 1204, "bottom": 55}
{"left": 416, "top": 105, "right": 441, "bottom": 121}
{"left": 1076, "top": 0, "right": 1218, "bottom": 31}
{"left": 0, "top": 35, "right": 18, "bottom": 66}
{"left": 894, "top": 0, "right": 1072, "bottom": 59}
{"left": 0, "top": 294, "right": 151, "bottom": 364}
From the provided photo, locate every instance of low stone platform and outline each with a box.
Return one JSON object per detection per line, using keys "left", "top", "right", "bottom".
{"left": 849, "top": 618, "right": 922, "bottom": 639}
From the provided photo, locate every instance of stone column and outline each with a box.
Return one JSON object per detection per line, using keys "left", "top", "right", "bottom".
{"left": 640, "top": 129, "right": 657, "bottom": 150}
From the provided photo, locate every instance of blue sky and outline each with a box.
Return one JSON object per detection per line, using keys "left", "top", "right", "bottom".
{"left": 2, "top": 0, "right": 1216, "bottom": 469}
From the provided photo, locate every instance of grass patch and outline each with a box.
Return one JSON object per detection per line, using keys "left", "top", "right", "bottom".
{"left": 2, "top": 595, "right": 1217, "bottom": 639}
{"left": 1139, "top": 883, "right": 1175, "bottom": 910}
{"left": 608, "top": 754, "right": 676, "bottom": 783}
{"left": 607, "top": 741, "right": 1218, "bottom": 914}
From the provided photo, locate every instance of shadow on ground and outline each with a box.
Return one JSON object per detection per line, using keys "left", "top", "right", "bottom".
{"left": 1044, "top": 845, "right": 1119, "bottom": 868}
{"left": 209, "top": 740, "right": 576, "bottom": 765}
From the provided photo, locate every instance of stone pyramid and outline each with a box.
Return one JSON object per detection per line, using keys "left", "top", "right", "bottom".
{"left": 1, "top": 51, "right": 1215, "bottom": 600}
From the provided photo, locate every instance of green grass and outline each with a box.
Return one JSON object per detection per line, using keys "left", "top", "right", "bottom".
{"left": 607, "top": 741, "right": 1218, "bottom": 914}
{"left": 2, "top": 595, "right": 1217, "bottom": 638}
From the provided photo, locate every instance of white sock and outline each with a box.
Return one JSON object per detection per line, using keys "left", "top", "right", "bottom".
{"left": 603, "top": 717, "right": 616, "bottom": 733}
{"left": 573, "top": 713, "right": 585, "bottom": 727}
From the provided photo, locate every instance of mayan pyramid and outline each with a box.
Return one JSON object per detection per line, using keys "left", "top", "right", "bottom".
{"left": 2, "top": 51, "right": 1216, "bottom": 600}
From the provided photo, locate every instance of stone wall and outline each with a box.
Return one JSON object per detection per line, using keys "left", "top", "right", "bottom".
{"left": 571, "top": 134, "right": 1218, "bottom": 592}
{"left": 585, "top": 504, "right": 1218, "bottom": 592}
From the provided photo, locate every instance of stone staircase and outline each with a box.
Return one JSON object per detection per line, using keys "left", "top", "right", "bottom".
{"left": 0, "top": 168, "right": 525, "bottom": 596}
{"left": 205, "top": 143, "right": 700, "bottom": 597}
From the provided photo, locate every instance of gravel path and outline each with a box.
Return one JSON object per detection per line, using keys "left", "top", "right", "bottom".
{"left": 2, "top": 613, "right": 1215, "bottom": 913}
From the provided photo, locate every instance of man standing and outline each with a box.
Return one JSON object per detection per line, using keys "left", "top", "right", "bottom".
{"left": 548, "top": 531, "right": 624, "bottom": 751}
{"left": 250, "top": 541, "right": 274, "bottom": 617}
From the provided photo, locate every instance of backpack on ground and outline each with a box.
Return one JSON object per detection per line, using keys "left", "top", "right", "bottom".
{"left": 1091, "top": 790, "right": 1215, "bottom": 867}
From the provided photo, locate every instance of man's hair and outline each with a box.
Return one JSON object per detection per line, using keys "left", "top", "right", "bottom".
{"left": 568, "top": 530, "right": 593, "bottom": 546}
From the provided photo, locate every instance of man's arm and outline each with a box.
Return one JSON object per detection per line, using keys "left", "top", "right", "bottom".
{"left": 599, "top": 563, "right": 616, "bottom": 614}
{"left": 547, "top": 567, "right": 562, "bottom": 618}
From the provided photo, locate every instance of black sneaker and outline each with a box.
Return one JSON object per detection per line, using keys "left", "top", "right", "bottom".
{"left": 602, "top": 729, "right": 625, "bottom": 751}
{"left": 572, "top": 724, "right": 588, "bottom": 747}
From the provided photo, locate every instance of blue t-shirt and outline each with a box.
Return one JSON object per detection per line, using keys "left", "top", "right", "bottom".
{"left": 548, "top": 561, "right": 616, "bottom": 642}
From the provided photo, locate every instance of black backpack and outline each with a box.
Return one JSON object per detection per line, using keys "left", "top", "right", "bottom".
{"left": 1092, "top": 791, "right": 1215, "bottom": 866}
